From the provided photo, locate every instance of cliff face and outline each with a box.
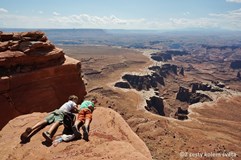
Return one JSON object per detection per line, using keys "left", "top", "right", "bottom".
{"left": 176, "top": 86, "right": 212, "bottom": 104}
{"left": 0, "top": 31, "right": 86, "bottom": 129}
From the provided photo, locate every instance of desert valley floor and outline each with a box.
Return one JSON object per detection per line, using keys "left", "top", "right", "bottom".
{"left": 60, "top": 45, "right": 241, "bottom": 160}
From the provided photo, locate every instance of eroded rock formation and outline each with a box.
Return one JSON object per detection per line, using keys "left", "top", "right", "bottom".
{"left": 191, "top": 82, "right": 223, "bottom": 93}
{"left": 175, "top": 107, "right": 189, "bottom": 120}
{"left": 191, "top": 83, "right": 212, "bottom": 93}
{"left": 176, "top": 86, "right": 212, "bottom": 104}
{"left": 151, "top": 52, "right": 172, "bottom": 62}
{"left": 118, "top": 73, "right": 164, "bottom": 91}
{"left": 0, "top": 31, "right": 86, "bottom": 129}
{"left": 179, "top": 67, "right": 184, "bottom": 76}
{"left": 145, "top": 96, "right": 165, "bottom": 116}
{"left": 176, "top": 86, "right": 190, "bottom": 102}
{"left": 150, "top": 50, "right": 188, "bottom": 62}
{"left": 149, "top": 64, "right": 178, "bottom": 78}
{"left": 114, "top": 82, "right": 131, "bottom": 89}
{"left": 0, "top": 31, "right": 65, "bottom": 76}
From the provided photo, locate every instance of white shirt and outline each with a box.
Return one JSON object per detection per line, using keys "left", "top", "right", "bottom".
{"left": 59, "top": 100, "right": 76, "bottom": 112}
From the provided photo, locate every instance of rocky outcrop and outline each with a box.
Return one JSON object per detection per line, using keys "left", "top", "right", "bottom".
{"left": 0, "top": 31, "right": 65, "bottom": 76}
{"left": 0, "top": 31, "right": 86, "bottom": 129}
{"left": 0, "top": 107, "right": 152, "bottom": 160}
{"left": 115, "top": 73, "right": 164, "bottom": 91}
{"left": 175, "top": 107, "right": 188, "bottom": 120}
{"left": 191, "top": 82, "right": 223, "bottom": 93}
{"left": 189, "top": 92, "right": 212, "bottom": 104}
{"left": 114, "top": 81, "right": 131, "bottom": 89}
{"left": 176, "top": 87, "right": 190, "bottom": 102}
{"left": 115, "top": 64, "right": 182, "bottom": 91}
{"left": 191, "top": 83, "right": 212, "bottom": 93}
{"left": 149, "top": 64, "right": 178, "bottom": 78}
{"left": 122, "top": 74, "right": 156, "bottom": 90}
{"left": 179, "top": 67, "right": 184, "bottom": 76}
{"left": 176, "top": 86, "right": 212, "bottom": 104}
{"left": 150, "top": 50, "right": 188, "bottom": 62}
{"left": 151, "top": 52, "right": 172, "bottom": 62}
{"left": 145, "top": 96, "right": 165, "bottom": 116}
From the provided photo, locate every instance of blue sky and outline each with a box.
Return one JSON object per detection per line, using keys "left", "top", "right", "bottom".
{"left": 1, "top": 0, "right": 241, "bottom": 30}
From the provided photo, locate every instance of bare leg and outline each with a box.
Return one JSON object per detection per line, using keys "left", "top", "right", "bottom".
{"left": 31, "top": 120, "right": 48, "bottom": 131}
{"left": 82, "top": 119, "right": 91, "bottom": 141}
{"left": 84, "top": 119, "right": 91, "bottom": 127}
{"left": 48, "top": 121, "right": 60, "bottom": 137}
{"left": 84, "top": 119, "right": 91, "bottom": 130}
{"left": 72, "top": 120, "right": 82, "bottom": 138}
{"left": 20, "top": 120, "right": 48, "bottom": 142}
{"left": 74, "top": 120, "right": 81, "bottom": 129}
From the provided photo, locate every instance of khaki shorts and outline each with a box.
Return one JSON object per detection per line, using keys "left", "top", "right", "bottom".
{"left": 77, "top": 109, "right": 92, "bottom": 123}
{"left": 45, "top": 109, "right": 65, "bottom": 124}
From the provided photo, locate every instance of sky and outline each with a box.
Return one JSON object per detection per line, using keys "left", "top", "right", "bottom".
{"left": 1, "top": 0, "right": 241, "bottom": 30}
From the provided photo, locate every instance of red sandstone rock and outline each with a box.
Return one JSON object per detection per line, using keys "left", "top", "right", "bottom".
{"left": 0, "top": 55, "right": 86, "bottom": 129}
{"left": 0, "top": 31, "right": 86, "bottom": 129}
{"left": 0, "top": 31, "right": 64, "bottom": 76}
{"left": 0, "top": 33, "right": 13, "bottom": 41}
{"left": 0, "top": 107, "right": 152, "bottom": 160}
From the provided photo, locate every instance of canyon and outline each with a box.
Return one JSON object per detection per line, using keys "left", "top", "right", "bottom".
{"left": 1, "top": 30, "right": 241, "bottom": 160}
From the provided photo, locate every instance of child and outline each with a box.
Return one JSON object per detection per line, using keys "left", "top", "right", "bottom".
{"left": 20, "top": 95, "right": 79, "bottom": 143}
{"left": 72, "top": 97, "right": 97, "bottom": 141}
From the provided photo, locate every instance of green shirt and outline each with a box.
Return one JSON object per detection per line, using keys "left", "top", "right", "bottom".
{"left": 79, "top": 100, "right": 94, "bottom": 110}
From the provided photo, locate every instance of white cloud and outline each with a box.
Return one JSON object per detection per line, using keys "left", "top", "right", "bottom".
{"left": 48, "top": 14, "right": 145, "bottom": 28}
{"left": 38, "top": 11, "right": 43, "bottom": 14}
{"left": 53, "top": 12, "right": 60, "bottom": 16}
{"left": 209, "top": 8, "right": 241, "bottom": 29}
{"left": 226, "top": 0, "right": 241, "bottom": 3}
{"left": 0, "top": 8, "right": 8, "bottom": 14}
{"left": 0, "top": 9, "right": 241, "bottom": 30}
{"left": 169, "top": 17, "right": 218, "bottom": 29}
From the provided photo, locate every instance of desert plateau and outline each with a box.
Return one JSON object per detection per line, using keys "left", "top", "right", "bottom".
{"left": 0, "top": 29, "right": 240, "bottom": 160}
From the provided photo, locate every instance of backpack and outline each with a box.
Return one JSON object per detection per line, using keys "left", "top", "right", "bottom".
{"left": 62, "top": 112, "right": 76, "bottom": 135}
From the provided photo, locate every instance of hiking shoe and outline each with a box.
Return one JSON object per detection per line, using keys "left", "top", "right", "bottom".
{"left": 82, "top": 126, "right": 89, "bottom": 141}
{"left": 72, "top": 125, "right": 81, "bottom": 139}
{"left": 20, "top": 127, "right": 32, "bottom": 142}
{"left": 42, "top": 131, "right": 52, "bottom": 142}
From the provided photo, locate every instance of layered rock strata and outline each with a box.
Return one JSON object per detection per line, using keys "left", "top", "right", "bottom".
{"left": 0, "top": 31, "right": 86, "bottom": 129}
